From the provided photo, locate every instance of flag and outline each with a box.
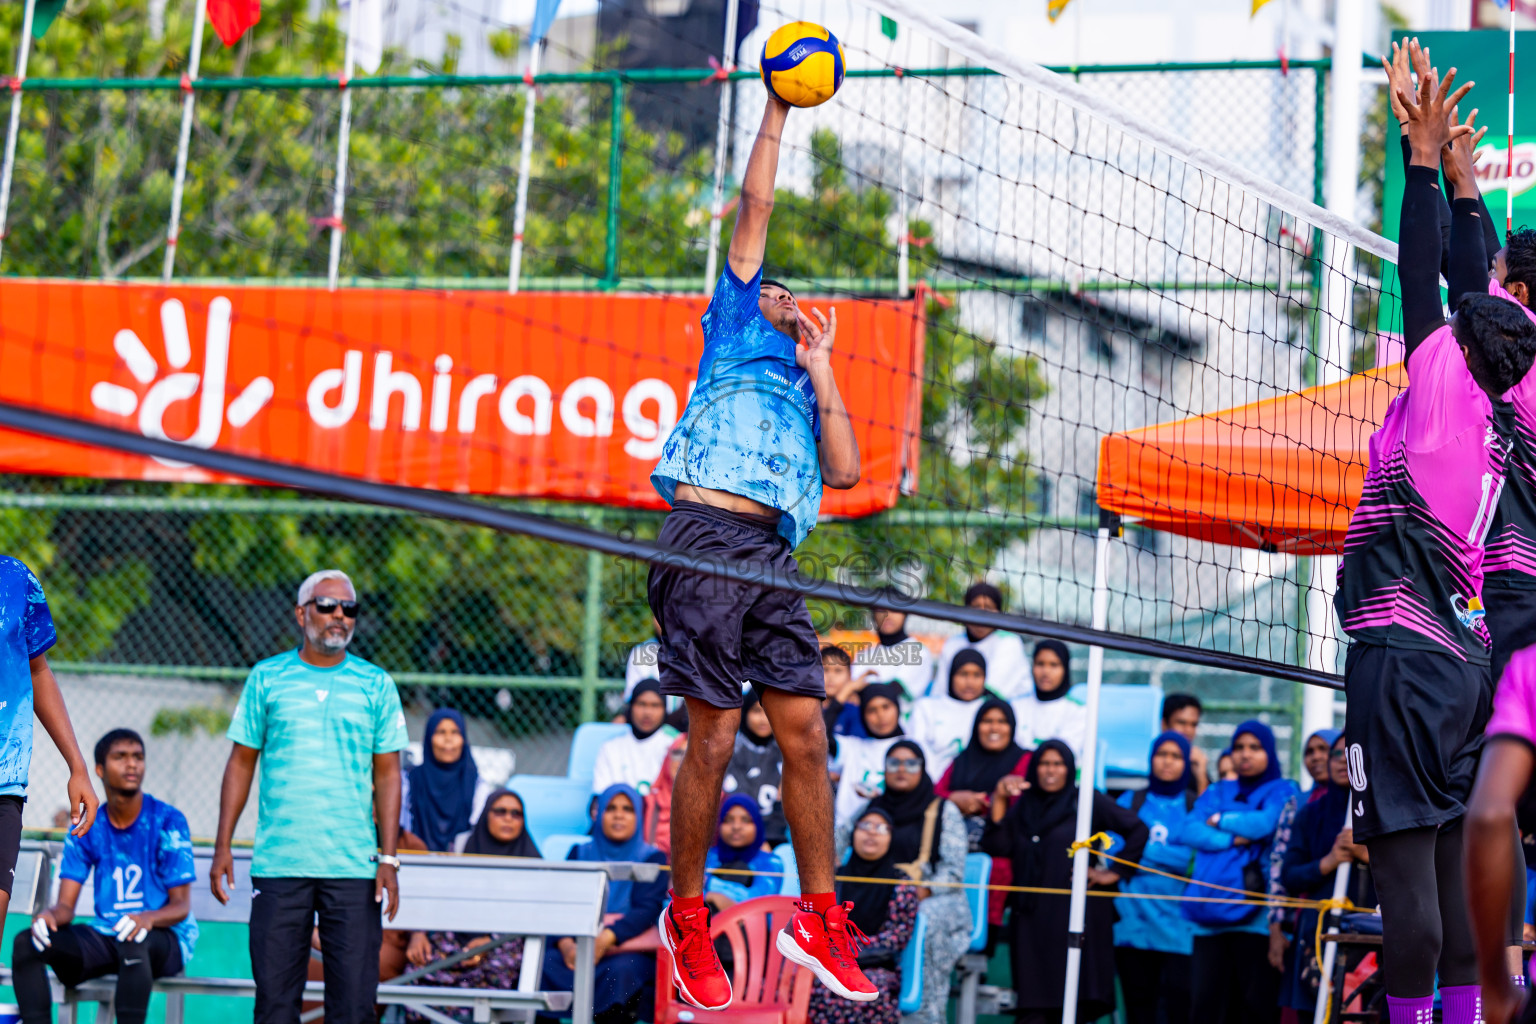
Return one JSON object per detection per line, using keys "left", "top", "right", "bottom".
{"left": 734, "top": 0, "right": 760, "bottom": 58}
{"left": 529, "top": 0, "right": 561, "bottom": 44}
{"left": 341, "top": 0, "right": 383, "bottom": 73}
{"left": 881, "top": 15, "right": 897, "bottom": 40}
{"left": 1251, "top": 0, "right": 1275, "bottom": 13}
{"left": 207, "top": 0, "right": 259, "bottom": 46}
{"left": 30, "top": 0, "right": 67, "bottom": 39}
{"left": 1047, "top": 0, "right": 1074, "bottom": 23}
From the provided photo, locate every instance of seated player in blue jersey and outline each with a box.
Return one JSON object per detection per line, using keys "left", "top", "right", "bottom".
{"left": 645, "top": 81, "right": 870, "bottom": 1009}
{"left": 12, "top": 729, "right": 196, "bottom": 1024}
{"left": 1338, "top": 44, "right": 1536, "bottom": 1024}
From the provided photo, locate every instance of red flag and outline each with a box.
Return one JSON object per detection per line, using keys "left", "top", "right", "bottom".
{"left": 207, "top": 0, "right": 260, "bottom": 46}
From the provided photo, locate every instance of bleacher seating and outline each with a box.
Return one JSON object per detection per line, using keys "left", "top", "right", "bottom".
{"left": 898, "top": 908, "right": 929, "bottom": 1014}
{"left": 540, "top": 832, "right": 591, "bottom": 863}
{"left": 1070, "top": 683, "right": 1164, "bottom": 780}
{"left": 507, "top": 773, "right": 597, "bottom": 848}
{"left": 566, "top": 721, "right": 629, "bottom": 785}
{"left": 6, "top": 843, "right": 615, "bottom": 1024}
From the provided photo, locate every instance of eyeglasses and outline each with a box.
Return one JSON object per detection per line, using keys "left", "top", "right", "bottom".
{"left": 855, "top": 821, "right": 891, "bottom": 835}
{"left": 1329, "top": 749, "right": 1347, "bottom": 760}
{"left": 308, "top": 598, "right": 360, "bottom": 618}
{"left": 488, "top": 807, "right": 524, "bottom": 818}
{"left": 885, "top": 758, "right": 922, "bottom": 772}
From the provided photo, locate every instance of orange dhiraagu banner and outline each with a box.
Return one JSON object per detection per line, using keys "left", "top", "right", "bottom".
{"left": 0, "top": 280, "right": 927, "bottom": 517}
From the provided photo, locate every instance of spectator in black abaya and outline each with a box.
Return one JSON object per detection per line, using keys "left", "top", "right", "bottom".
{"left": 982, "top": 739, "right": 1147, "bottom": 1023}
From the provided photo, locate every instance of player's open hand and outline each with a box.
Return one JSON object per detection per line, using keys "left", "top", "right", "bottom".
{"left": 1399, "top": 40, "right": 1473, "bottom": 165}
{"left": 67, "top": 768, "right": 97, "bottom": 838}
{"left": 1381, "top": 40, "right": 1413, "bottom": 129}
{"left": 795, "top": 306, "right": 837, "bottom": 371}
{"left": 1442, "top": 105, "right": 1486, "bottom": 193}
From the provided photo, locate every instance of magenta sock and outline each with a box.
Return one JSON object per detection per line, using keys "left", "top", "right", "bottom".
{"left": 1385, "top": 994, "right": 1435, "bottom": 1024}
{"left": 1439, "top": 985, "right": 1482, "bottom": 1024}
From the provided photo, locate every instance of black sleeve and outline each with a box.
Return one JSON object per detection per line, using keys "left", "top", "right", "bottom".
{"left": 1401, "top": 164, "right": 1450, "bottom": 358}
{"left": 1449, "top": 197, "right": 1492, "bottom": 309}
{"left": 1479, "top": 191, "right": 1504, "bottom": 263}
{"left": 979, "top": 815, "right": 1014, "bottom": 858}
{"left": 1094, "top": 791, "right": 1150, "bottom": 880}
{"left": 1402, "top": 134, "right": 1453, "bottom": 281}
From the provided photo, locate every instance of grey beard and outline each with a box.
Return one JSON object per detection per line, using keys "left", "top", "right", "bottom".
{"left": 309, "top": 629, "right": 352, "bottom": 655}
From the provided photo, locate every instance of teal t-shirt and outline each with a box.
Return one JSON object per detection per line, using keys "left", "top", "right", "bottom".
{"left": 228, "top": 649, "right": 408, "bottom": 879}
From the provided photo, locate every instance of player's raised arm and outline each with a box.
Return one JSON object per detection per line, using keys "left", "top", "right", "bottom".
{"left": 727, "top": 97, "right": 792, "bottom": 284}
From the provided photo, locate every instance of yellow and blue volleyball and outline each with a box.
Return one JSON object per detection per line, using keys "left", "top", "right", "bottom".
{"left": 760, "top": 22, "right": 845, "bottom": 108}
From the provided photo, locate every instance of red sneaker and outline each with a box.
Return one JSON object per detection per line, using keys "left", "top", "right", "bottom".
{"left": 659, "top": 904, "right": 733, "bottom": 1011}
{"left": 775, "top": 902, "right": 879, "bottom": 1002}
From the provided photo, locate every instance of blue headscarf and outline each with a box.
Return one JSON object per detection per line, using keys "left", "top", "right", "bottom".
{"left": 1147, "top": 730, "right": 1193, "bottom": 797}
{"left": 576, "top": 784, "right": 655, "bottom": 914}
{"left": 1305, "top": 728, "right": 1344, "bottom": 802}
{"left": 712, "top": 793, "right": 766, "bottom": 868}
{"left": 408, "top": 708, "right": 479, "bottom": 852}
{"left": 1231, "top": 719, "right": 1283, "bottom": 798}
{"left": 1297, "top": 733, "right": 1350, "bottom": 877}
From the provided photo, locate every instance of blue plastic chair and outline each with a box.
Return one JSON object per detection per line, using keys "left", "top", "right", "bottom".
{"left": 898, "top": 908, "right": 929, "bottom": 1013}
{"left": 1068, "top": 683, "right": 1165, "bottom": 779}
{"left": 774, "top": 842, "right": 800, "bottom": 898}
{"left": 566, "top": 721, "right": 629, "bottom": 785}
{"left": 539, "top": 832, "right": 590, "bottom": 863}
{"left": 506, "top": 774, "right": 596, "bottom": 848}
{"left": 963, "top": 853, "right": 990, "bottom": 952}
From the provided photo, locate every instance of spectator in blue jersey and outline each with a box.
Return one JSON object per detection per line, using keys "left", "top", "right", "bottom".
{"left": 211, "top": 568, "right": 408, "bottom": 1024}
{"left": 13, "top": 729, "right": 195, "bottom": 1024}
{"left": 0, "top": 558, "right": 97, "bottom": 924}
{"left": 1114, "top": 731, "right": 1197, "bottom": 1024}
{"left": 704, "top": 794, "right": 783, "bottom": 909}
{"left": 1177, "top": 720, "right": 1298, "bottom": 1023}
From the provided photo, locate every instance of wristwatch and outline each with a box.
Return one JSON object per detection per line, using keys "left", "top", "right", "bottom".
{"left": 373, "top": 854, "right": 402, "bottom": 869}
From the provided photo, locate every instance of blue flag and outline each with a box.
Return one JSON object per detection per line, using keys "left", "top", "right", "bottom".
{"left": 530, "top": 0, "right": 561, "bottom": 44}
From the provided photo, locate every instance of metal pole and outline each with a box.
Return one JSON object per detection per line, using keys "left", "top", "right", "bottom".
{"left": 602, "top": 74, "right": 623, "bottom": 289}
{"left": 326, "top": 0, "right": 359, "bottom": 291}
{"left": 0, "top": 0, "right": 39, "bottom": 270}
{"left": 896, "top": 94, "right": 910, "bottom": 297}
{"left": 162, "top": 0, "right": 208, "bottom": 281}
{"left": 1312, "top": 805, "right": 1354, "bottom": 1024}
{"left": 572, "top": 935, "right": 595, "bottom": 1024}
{"left": 702, "top": 0, "right": 741, "bottom": 294}
{"left": 1060, "top": 519, "right": 1113, "bottom": 1024}
{"left": 580, "top": 507, "right": 604, "bottom": 723}
{"left": 507, "top": 39, "right": 542, "bottom": 294}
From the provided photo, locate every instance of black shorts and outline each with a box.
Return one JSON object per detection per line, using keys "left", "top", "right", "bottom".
{"left": 1485, "top": 585, "right": 1536, "bottom": 686}
{"left": 647, "top": 500, "right": 824, "bottom": 709}
{"left": 1344, "top": 642, "right": 1492, "bottom": 842}
{"left": 0, "top": 794, "right": 24, "bottom": 896}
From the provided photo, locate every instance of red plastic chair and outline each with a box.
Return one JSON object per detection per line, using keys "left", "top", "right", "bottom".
{"left": 655, "top": 896, "right": 814, "bottom": 1024}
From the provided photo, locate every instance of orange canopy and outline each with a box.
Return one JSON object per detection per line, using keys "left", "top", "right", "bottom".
{"left": 1096, "top": 363, "right": 1406, "bottom": 555}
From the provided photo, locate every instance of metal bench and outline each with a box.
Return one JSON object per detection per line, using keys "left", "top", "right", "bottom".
{"left": 3, "top": 843, "right": 634, "bottom": 1024}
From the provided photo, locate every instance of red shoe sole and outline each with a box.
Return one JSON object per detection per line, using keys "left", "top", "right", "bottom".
{"left": 657, "top": 908, "right": 733, "bottom": 1011}
{"left": 774, "top": 927, "right": 879, "bottom": 1002}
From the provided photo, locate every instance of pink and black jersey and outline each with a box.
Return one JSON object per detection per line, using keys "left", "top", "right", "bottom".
{"left": 1487, "top": 644, "right": 1536, "bottom": 744}
{"left": 1487, "top": 278, "right": 1536, "bottom": 589}
{"left": 1336, "top": 324, "right": 1510, "bottom": 663}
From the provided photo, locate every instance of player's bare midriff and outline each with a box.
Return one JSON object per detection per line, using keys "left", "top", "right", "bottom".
{"left": 673, "top": 483, "right": 783, "bottom": 520}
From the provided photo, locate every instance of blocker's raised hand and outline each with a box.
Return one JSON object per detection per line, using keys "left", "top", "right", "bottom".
{"left": 1399, "top": 41, "right": 1473, "bottom": 165}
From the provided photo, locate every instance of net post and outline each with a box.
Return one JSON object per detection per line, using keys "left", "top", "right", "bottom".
{"left": 162, "top": 0, "right": 206, "bottom": 282}
{"left": 325, "top": 0, "right": 360, "bottom": 292}
{"left": 580, "top": 506, "right": 605, "bottom": 723}
{"left": 702, "top": 0, "right": 740, "bottom": 295}
{"left": 0, "top": 0, "right": 38, "bottom": 271}
{"left": 1312, "top": 804, "right": 1354, "bottom": 1024}
{"left": 602, "top": 74, "right": 623, "bottom": 290}
{"left": 1060, "top": 509, "right": 1118, "bottom": 1024}
{"left": 507, "top": 39, "right": 542, "bottom": 295}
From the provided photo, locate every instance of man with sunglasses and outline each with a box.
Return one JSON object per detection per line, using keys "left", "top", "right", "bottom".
{"left": 210, "top": 569, "right": 408, "bottom": 1024}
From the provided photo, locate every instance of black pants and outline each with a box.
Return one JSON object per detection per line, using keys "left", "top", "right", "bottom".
{"left": 1365, "top": 822, "right": 1477, "bottom": 997}
{"left": 11, "top": 924, "right": 182, "bottom": 1024}
{"left": 1189, "top": 932, "right": 1280, "bottom": 1024}
{"left": 1115, "top": 946, "right": 1192, "bottom": 1024}
{"left": 249, "top": 876, "right": 380, "bottom": 1024}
